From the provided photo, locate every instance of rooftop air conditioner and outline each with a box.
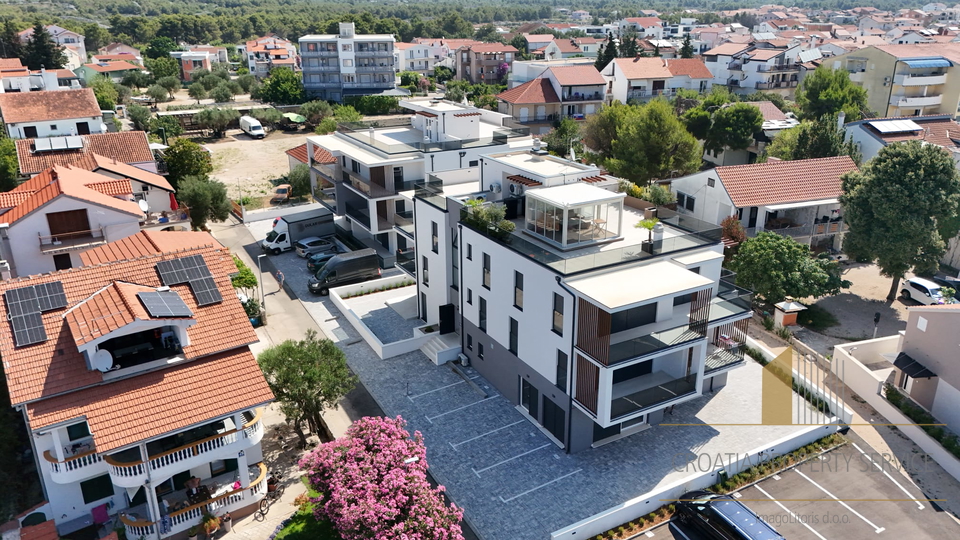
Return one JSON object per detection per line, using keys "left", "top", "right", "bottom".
{"left": 490, "top": 182, "right": 502, "bottom": 194}
{"left": 509, "top": 183, "right": 523, "bottom": 196}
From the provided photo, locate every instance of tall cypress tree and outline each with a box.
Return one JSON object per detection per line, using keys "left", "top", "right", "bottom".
{"left": 23, "top": 22, "right": 65, "bottom": 70}
{"left": 0, "top": 19, "right": 22, "bottom": 60}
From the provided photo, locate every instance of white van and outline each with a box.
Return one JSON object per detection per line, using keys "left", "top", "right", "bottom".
{"left": 239, "top": 115, "right": 265, "bottom": 139}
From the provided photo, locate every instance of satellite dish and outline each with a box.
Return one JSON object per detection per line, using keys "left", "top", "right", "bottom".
{"left": 138, "top": 199, "right": 149, "bottom": 212}
{"left": 91, "top": 349, "right": 114, "bottom": 372}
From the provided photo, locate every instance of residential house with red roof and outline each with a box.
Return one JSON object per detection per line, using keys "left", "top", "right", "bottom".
{"left": 455, "top": 43, "right": 518, "bottom": 84}
{"left": 618, "top": 17, "right": 665, "bottom": 39}
{"left": 16, "top": 132, "right": 158, "bottom": 176}
{"left": 668, "top": 156, "right": 858, "bottom": 251}
{"left": 601, "top": 57, "right": 713, "bottom": 104}
{"left": 497, "top": 65, "right": 605, "bottom": 133}
{"left": 0, "top": 232, "right": 273, "bottom": 538}
{"left": 18, "top": 25, "right": 86, "bottom": 66}
{"left": 97, "top": 43, "right": 141, "bottom": 59}
{"left": 0, "top": 88, "right": 105, "bottom": 139}
{"left": 240, "top": 35, "right": 298, "bottom": 78}
{"left": 89, "top": 53, "right": 142, "bottom": 66}
{"left": 0, "top": 58, "right": 66, "bottom": 93}
{"left": 845, "top": 115, "right": 960, "bottom": 163}
{"left": 74, "top": 61, "right": 143, "bottom": 85}
{"left": 702, "top": 42, "right": 804, "bottom": 97}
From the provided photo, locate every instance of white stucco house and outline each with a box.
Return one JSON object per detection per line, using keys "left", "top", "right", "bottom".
{"left": 0, "top": 88, "right": 105, "bottom": 139}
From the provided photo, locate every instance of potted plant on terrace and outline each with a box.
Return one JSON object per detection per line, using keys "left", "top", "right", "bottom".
{"left": 200, "top": 514, "right": 219, "bottom": 538}
{"left": 220, "top": 513, "right": 232, "bottom": 533}
{"left": 187, "top": 526, "right": 200, "bottom": 540}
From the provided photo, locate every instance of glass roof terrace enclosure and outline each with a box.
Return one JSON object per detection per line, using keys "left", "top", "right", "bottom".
{"left": 524, "top": 183, "right": 625, "bottom": 250}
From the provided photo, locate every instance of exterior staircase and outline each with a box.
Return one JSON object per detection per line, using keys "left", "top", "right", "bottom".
{"left": 420, "top": 333, "right": 462, "bottom": 365}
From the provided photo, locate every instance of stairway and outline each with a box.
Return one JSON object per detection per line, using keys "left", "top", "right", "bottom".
{"left": 420, "top": 333, "right": 462, "bottom": 365}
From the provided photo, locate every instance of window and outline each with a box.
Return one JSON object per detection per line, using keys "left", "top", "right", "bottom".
{"left": 917, "top": 316, "right": 928, "bottom": 332}
{"left": 676, "top": 192, "right": 686, "bottom": 208}
{"left": 684, "top": 194, "right": 695, "bottom": 212}
{"left": 306, "top": 43, "right": 317, "bottom": 52}
{"left": 707, "top": 178, "right": 715, "bottom": 188}
{"left": 469, "top": 160, "right": 479, "bottom": 167}
{"left": 552, "top": 293, "right": 564, "bottom": 335}
{"left": 611, "top": 303, "right": 657, "bottom": 333}
{"left": 67, "top": 422, "right": 90, "bottom": 441}
{"left": 49, "top": 124, "right": 57, "bottom": 130}
{"left": 80, "top": 474, "right": 114, "bottom": 504}
{"left": 479, "top": 297, "right": 487, "bottom": 332}
{"left": 431, "top": 221, "right": 439, "bottom": 253}
{"left": 556, "top": 351, "right": 568, "bottom": 391}
{"left": 342, "top": 59, "right": 353, "bottom": 67}
{"left": 467, "top": 288, "right": 473, "bottom": 305}
{"left": 342, "top": 44, "right": 352, "bottom": 51}
{"left": 422, "top": 256, "right": 429, "bottom": 286}
{"left": 478, "top": 342, "right": 484, "bottom": 359}
{"left": 514, "top": 271, "right": 523, "bottom": 309}
{"left": 509, "top": 318, "right": 519, "bottom": 354}
{"left": 466, "top": 244, "right": 472, "bottom": 260}
{"left": 467, "top": 334, "right": 473, "bottom": 350}
{"left": 482, "top": 253, "right": 491, "bottom": 289}
{"left": 351, "top": 159, "right": 360, "bottom": 173}
{"left": 451, "top": 231, "right": 459, "bottom": 289}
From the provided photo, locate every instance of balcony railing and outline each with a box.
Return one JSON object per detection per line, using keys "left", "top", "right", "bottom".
{"left": 39, "top": 228, "right": 106, "bottom": 253}
{"left": 301, "top": 49, "right": 338, "bottom": 57}
{"left": 394, "top": 210, "right": 414, "bottom": 238}
{"left": 345, "top": 203, "right": 372, "bottom": 229}
{"left": 705, "top": 345, "right": 745, "bottom": 373}
{"left": 608, "top": 324, "right": 705, "bottom": 366}
{"left": 517, "top": 114, "right": 558, "bottom": 124}
{"left": 305, "top": 81, "right": 341, "bottom": 88}
{"left": 894, "top": 73, "right": 947, "bottom": 86}
{"left": 356, "top": 64, "right": 394, "bottom": 71}
{"left": 355, "top": 49, "right": 393, "bottom": 57}
{"left": 307, "top": 65, "right": 339, "bottom": 72}
{"left": 342, "top": 81, "right": 395, "bottom": 89}
{"left": 395, "top": 249, "right": 416, "bottom": 277}
{"left": 755, "top": 80, "right": 799, "bottom": 90}
{"left": 562, "top": 91, "right": 603, "bottom": 102}
{"left": 337, "top": 122, "right": 529, "bottom": 155}
{"left": 757, "top": 63, "right": 801, "bottom": 72}
{"left": 610, "top": 373, "right": 697, "bottom": 419}
{"left": 749, "top": 219, "right": 848, "bottom": 239}
{"left": 727, "top": 62, "right": 743, "bottom": 71}
{"left": 105, "top": 408, "right": 263, "bottom": 487}
{"left": 627, "top": 88, "right": 676, "bottom": 100}
{"left": 43, "top": 446, "right": 105, "bottom": 483}
{"left": 891, "top": 94, "right": 942, "bottom": 107}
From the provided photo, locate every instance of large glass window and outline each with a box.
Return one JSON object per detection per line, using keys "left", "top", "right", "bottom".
{"left": 611, "top": 303, "right": 657, "bottom": 333}
{"left": 514, "top": 271, "right": 523, "bottom": 309}
{"left": 509, "top": 318, "right": 519, "bottom": 354}
{"left": 482, "top": 253, "right": 491, "bottom": 289}
{"left": 556, "top": 350, "right": 568, "bottom": 391}
{"left": 525, "top": 193, "right": 623, "bottom": 248}
{"left": 479, "top": 297, "right": 487, "bottom": 332}
{"left": 552, "top": 293, "right": 564, "bottom": 335}
{"left": 80, "top": 474, "right": 114, "bottom": 504}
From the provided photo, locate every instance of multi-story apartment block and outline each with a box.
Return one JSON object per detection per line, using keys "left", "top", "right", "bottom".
{"left": 601, "top": 57, "right": 713, "bottom": 103}
{"left": 0, "top": 231, "right": 274, "bottom": 538}
{"left": 497, "top": 65, "right": 606, "bottom": 134}
{"left": 300, "top": 23, "right": 396, "bottom": 103}
{"left": 407, "top": 146, "right": 752, "bottom": 451}
{"left": 241, "top": 35, "right": 298, "bottom": 78}
{"left": 304, "top": 98, "right": 532, "bottom": 263}
{"left": 617, "top": 17, "right": 665, "bottom": 38}
{"left": 169, "top": 47, "right": 227, "bottom": 82}
{"left": 828, "top": 44, "right": 960, "bottom": 117}
{"left": 454, "top": 43, "right": 518, "bottom": 84}
{"left": 703, "top": 42, "right": 804, "bottom": 96}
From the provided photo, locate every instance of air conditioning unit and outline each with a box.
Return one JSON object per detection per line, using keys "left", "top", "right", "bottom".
{"left": 490, "top": 182, "right": 502, "bottom": 194}
{"left": 458, "top": 353, "right": 470, "bottom": 367}
{"left": 509, "top": 183, "right": 523, "bottom": 196}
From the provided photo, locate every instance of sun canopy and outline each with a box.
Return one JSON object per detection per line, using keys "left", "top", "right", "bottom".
{"left": 283, "top": 112, "right": 306, "bottom": 123}
{"left": 893, "top": 352, "right": 936, "bottom": 378}
{"left": 903, "top": 58, "right": 951, "bottom": 68}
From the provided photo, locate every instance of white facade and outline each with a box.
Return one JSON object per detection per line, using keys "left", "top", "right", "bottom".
{"left": 300, "top": 22, "right": 396, "bottom": 102}
{"left": 6, "top": 115, "right": 105, "bottom": 139}
{"left": 0, "top": 70, "right": 61, "bottom": 93}
{"left": 602, "top": 59, "right": 712, "bottom": 103}
{"left": 703, "top": 44, "right": 803, "bottom": 95}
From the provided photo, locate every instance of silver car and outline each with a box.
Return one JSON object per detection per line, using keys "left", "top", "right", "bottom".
{"left": 294, "top": 236, "right": 336, "bottom": 258}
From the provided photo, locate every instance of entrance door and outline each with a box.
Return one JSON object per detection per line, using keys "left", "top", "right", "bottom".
{"left": 519, "top": 107, "right": 529, "bottom": 122}
{"left": 76, "top": 122, "right": 90, "bottom": 135}
{"left": 748, "top": 207, "right": 759, "bottom": 228}
{"left": 23, "top": 126, "right": 38, "bottom": 138}
{"left": 520, "top": 378, "right": 539, "bottom": 420}
{"left": 652, "top": 80, "right": 665, "bottom": 95}
{"left": 393, "top": 167, "right": 404, "bottom": 190}
{"left": 439, "top": 304, "right": 455, "bottom": 334}
{"left": 421, "top": 292, "right": 428, "bottom": 322}
{"left": 542, "top": 397, "right": 565, "bottom": 442}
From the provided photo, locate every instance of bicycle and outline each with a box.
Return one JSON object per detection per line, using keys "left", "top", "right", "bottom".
{"left": 255, "top": 471, "right": 285, "bottom": 520}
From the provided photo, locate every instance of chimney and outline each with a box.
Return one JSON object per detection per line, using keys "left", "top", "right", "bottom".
{"left": 837, "top": 111, "right": 845, "bottom": 129}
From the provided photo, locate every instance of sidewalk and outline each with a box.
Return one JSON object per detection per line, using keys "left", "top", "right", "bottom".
{"left": 207, "top": 217, "right": 382, "bottom": 539}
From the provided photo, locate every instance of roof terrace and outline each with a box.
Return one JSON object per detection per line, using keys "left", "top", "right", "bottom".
{"left": 337, "top": 117, "right": 529, "bottom": 155}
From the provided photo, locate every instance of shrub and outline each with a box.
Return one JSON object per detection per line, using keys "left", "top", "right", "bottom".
{"left": 762, "top": 315, "right": 775, "bottom": 331}
{"left": 775, "top": 325, "right": 792, "bottom": 340}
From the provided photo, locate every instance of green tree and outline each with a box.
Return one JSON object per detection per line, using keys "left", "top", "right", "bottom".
{"left": 231, "top": 254, "right": 258, "bottom": 300}
{"left": 765, "top": 115, "right": 861, "bottom": 163}
{"left": 82, "top": 23, "right": 111, "bottom": 54}
{"left": 236, "top": 73, "right": 257, "bottom": 93}
{"left": 542, "top": 118, "right": 583, "bottom": 159}
{"left": 251, "top": 107, "right": 283, "bottom": 129}
{"left": 150, "top": 115, "right": 183, "bottom": 139}
{"left": 23, "top": 22, "right": 65, "bottom": 70}
{"left": 796, "top": 66, "right": 869, "bottom": 121}
{"left": 164, "top": 138, "right": 212, "bottom": 189}
{"left": 145, "top": 56, "right": 179, "bottom": 80}
{"left": 257, "top": 330, "right": 356, "bottom": 445}
{"left": 840, "top": 141, "right": 960, "bottom": 299}
{"left": 156, "top": 75, "right": 181, "bottom": 98}
{"left": 90, "top": 76, "right": 119, "bottom": 110}
{"left": 347, "top": 95, "right": 398, "bottom": 115}
{"left": 145, "top": 36, "right": 177, "bottom": 59}
{"left": 315, "top": 117, "right": 338, "bottom": 135}
{"left": 177, "top": 175, "right": 231, "bottom": 230}
{"left": 187, "top": 83, "right": 207, "bottom": 103}
{"left": 399, "top": 71, "right": 420, "bottom": 87}
{"left": 0, "top": 20, "right": 23, "bottom": 60}
{"left": 195, "top": 107, "right": 239, "bottom": 137}
{"left": 288, "top": 163, "right": 312, "bottom": 200}
{"left": 731, "top": 232, "right": 849, "bottom": 303}
{"left": 198, "top": 73, "right": 222, "bottom": 91}
{"left": 127, "top": 104, "right": 152, "bottom": 131}
{"left": 474, "top": 24, "right": 504, "bottom": 43}
{"left": 639, "top": 184, "right": 676, "bottom": 206}
{"left": 434, "top": 65, "right": 454, "bottom": 84}
{"left": 146, "top": 84, "right": 169, "bottom": 103}
{"left": 121, "top": 70, "right": 151, "bottom": 90}
{"left": 618, "top": 32, "right": 638, "bottom": 58}
{"left": 333, "top": 105, "right": 362, "bottom": 122}
{"left": 680, "top": 35, "right": 694, "bottom": 58}
{"left": 190, "top": 68, "right": 211, "bottom": 81}
{"left": 299, "top": 100, "right": 333, "bottom": 126}
{"left": 582, "top": 102, "right": 637, "bottom": 158}
{"left": 704, "top": 103, "right": 763, "bottom": 155}
{"left": 209, "top": 83, "right": 235, "bottom": 103}
{"left": 256, "top": 67, "right": 304, "bottom": 104}
{"left": 682, "top": 107, "right": 712, "bottom": 140}
{"left": 0, "top": 138, "right": 19, "bottom": 192}
{"left": 605, "top": 100, "right": 702, "bottom": 184}
{"left": 444, "top": 85, "right": 465, "bottom": 103}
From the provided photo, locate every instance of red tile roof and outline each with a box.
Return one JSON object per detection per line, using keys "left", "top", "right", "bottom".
{"left": 0, "top": 243, "right": 258, "bottom": 405}
{"left": 27, "top": 348, "right": 272, "bottom": 452}
{"left": 497, "top": 78, "right": 560, "bottom": 104}
{"left": 624, "top": 17, "right": 663, "bottom": 27}
{"left": 613, "top": 57, "right": 672, "bottom": 79}
{"left": 665, "top": 58, "right": 713, "bottom": 79}
{"left": 715, "top": 156, "right": 858, "bottom": 208}
{"left": 1, "top": 166, "right": 142, "bottom": 224}
{"left": 80, "top": 230, "right": 223, "bottom": 266}
{"left": 703, "top": 42, "right": 751, "bottom": 56}
{"left": 453, "top": 112, "right": 482, "bottom": 117}
{"left": 0, "top": 58, "right": 24, "bottom": 69}
{"left": 548, "top": 65, "right": 605, "bottom": 85}
{"left": 81, "top": 61, "right": 141, "bottom": 73}
{"left": 16, "top": 132, "right": 154, "bottom": 175}
{"left": 91, "top": 54, "right": 140, "bottom": 63}
{"left": 64, "top": 282, "right": 156, "bottom": 346}
{"left": 749, "top": 49, "right": 786, "bottom": 61}
{"left": 749, "top": 101, "right": 789, "bottom": 121}
{"left": 0, "top": 88, "right": 101, "bottom": 124}
{"left": 580, "top": 176, "right": 606, "bottom": 183}
{"left": 19, "top": 520, "right": 58, "bottom": 540}
{"left": 861, "top": 116, "right": 960, "bottom": 149}
{"left": 466, "top": 43, "right": 518, "bottom": 53}
{"left": 73, "top": 153, "right": 173, "bottom": 192}
{"left": 284, "top": 143, "right": 336, "bottom": 166}
{"left": 552, "top": 40, "right": 583, "bottom": 54}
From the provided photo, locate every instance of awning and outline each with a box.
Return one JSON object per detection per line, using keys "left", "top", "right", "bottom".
{"left": 893, "top": 352, "right": 937, "bottom": 379}
{"left": 283, "top": 112, "right": 306, "bottom": 123}
{"left": 764, "top": 198, "right": 838, "bottom": 211}
{"left": 903, "top": 59, "right": 952, "bottom": 68}
{"left": 567, "top": 261, "right": 714, "bottom": 310}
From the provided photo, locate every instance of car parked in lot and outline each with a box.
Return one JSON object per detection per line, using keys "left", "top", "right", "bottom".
{"left": 901, "top": 277, "right": 957, "bottom": 305}
{"left": 932, "top": 274, "right": 960, "bottom": 300}
{"left": 306, "top": 250, "right": 341, "bottom": 274}
{"left": 308, "top": 248, "right": 380, "bottom": 295}
{"left": 294, "top": 236, "right": 336, "bottom": 258}
{"left": 676, "top": 490, "right": 784, "bottom": 540}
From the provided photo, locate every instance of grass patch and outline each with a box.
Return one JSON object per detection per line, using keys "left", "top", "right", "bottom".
{"left": 797, "top": 303, "right": 839, "bottom": 331}
{"left": 274, "top": 478, "right": 340, "bottom": 540}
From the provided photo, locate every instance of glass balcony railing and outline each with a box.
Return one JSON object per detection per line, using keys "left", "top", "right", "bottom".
{"left": 394, "top": 210, "right": 414, "bottom": 237}
{"left": 608, "top": 324, "right": 705, "bottom": 365}
{"left": 345, "top": 203, "right": 371, "bottom": 229}
{"left": 705, "top": 345, "right": 745, "bottom": 373}
{"left": 395, "top": 249, "right": 416, "bottom": 277}
{"left": 611, "top": 373, "right": 697, "bottom": 419}
{"left": 414, "top": 178, "right": 448, "bottom": 211}
{"left": 337, "top": 120, "right": 529, "bottom": 155}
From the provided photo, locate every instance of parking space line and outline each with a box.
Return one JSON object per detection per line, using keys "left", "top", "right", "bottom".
{"left": 472, "top": 443, "right": 551, "bottom": 477}
{"left": 449, "top": 420, "right": 526, "bottom": 450}
{"left": 425, "top": 396, "right": 497, "bottom": 423}
{"left": 498, "top": 469, "right": 582, "bottom": 503}
{"left": 755, "top": 485, "right": 829, "bottom": 540}
{"left": 407, "top": 379, "right": 465, "bottom": 401}
{"left": 795, "top": 469, "right": 886, "bottom": 533}
{"left": 851, "top": 442, "right": 925, "bottom": 510}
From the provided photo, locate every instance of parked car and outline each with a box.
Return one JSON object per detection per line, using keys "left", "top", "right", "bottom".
{"left": 270, "top": 184, "right": 291, "bottom": 204}
{"left": 676, "top": 490, "right": 784, "bottom": 540}
{"left": 306, "top": 250, "right": 341, "bottom": 274}
{"left": 295, "top": 236, "right": 337, "bottom": 258}
{"left": 308, "top": 249, "right": 381, "bottom": 295}
{"left": 901, "top": 277, "right": 956, "bottom": 305}
{"left": 932, "top": 275, "right": 960, "bottom": 300}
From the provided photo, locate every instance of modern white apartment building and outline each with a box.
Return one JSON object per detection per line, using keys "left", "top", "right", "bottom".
{"left": 299, "top": 22, "right": 396, "bottom": 102}
{"left": 304, "top": 98, "right": 533, "bottom": 263}
{"left": 0, "top": 232, "right": 274, "bottom": 539}
{"left": 703, "top": 42, "right": 804, "bottom": 96}
{"left": 405, "top": 146, "right": 752, "bottom": 451}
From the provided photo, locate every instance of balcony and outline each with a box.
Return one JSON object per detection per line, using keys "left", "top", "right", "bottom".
{"left": 355, "top": 49, "right": 393, "bottom": 57}
{"left": 517, "top": 114, "right": 558, "bottom": 124}
{"left": 345, "top": 203, "right": 372, "bottom": 230}
{"left": 757, "top": 63, "right": 801, "bottom": 72}
{"left": 305, "top": 81, "right": 341, "bottom": 88}
{"left": 610, "top": 373, "right": 697, "bottom": 419}
{"left": 894, "top": 73, "right": 947, "bottom": 86}
{"left": 727, "top": 62, "right": 743, "bottom": 71}
{"left": 705, "top": 344, "right": 745, "bottom": 373}
{"left": 626, "top": 88, "right": 677, "bottom": 100}
{"left": 105, "top": 408, "right": 264, "bottom": 488}
{"left": 39, "top": 228, "right": 106, "bottom": 254}
{"left": 307, "top": 65, "right": 339, "bottom": 72}
{"left": 395, "top": 248, "right": 416, "bottom": 277}
{"left": 342, "top": 81, "right": 395, "bottom": 89}
{"left": 755, "top": 80, "right": 799, "bottom": 90}
{"left": 891, "top": 94, "right": 942, "bottom": 107}
{"left": 394, "top": 210, "right": 414, "bottom": 238}
{"left": 301, "top": 49, "right": 338, "bottom": 57}
{"left": 608, "top": 324, "right": 705, "bottom": 366}
{"left": 43, "top": 445, "right": 106, "bottom": 484}
{"left": 750, "top": 218, "right": 847, "bottom": 239}
{"left": 561, "top": 91, "right": 604, "bottom": 102}
{"left": 356, "top": 64, "right": 394, "bottom": 72}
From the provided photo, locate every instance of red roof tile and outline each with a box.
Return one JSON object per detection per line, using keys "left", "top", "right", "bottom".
{"left": 16, "top": 132, "right": 154, "bottom": 175}
{"left": 749, "top": 101, "right": 789, "bottom": 121}
{"left": 2, "top": 166, "right": 142, "bottom": 225}
{"left": 613, "top": 57, "right": 672, "bottom": 79}
{"left": 81, "top": 61, "right": 141, "bottom": 73}
{"left": 76, "top": 154, "right": 173, "bottom": 192}
{"left": 665, "top": 58, "right": 713, "bottom": 79}
{"left": 552, "top": 40, "right": 583, "bottom": 54}
{"left": 548, "top": 65, "right": 605, "bottom": 85}
{"left": 0, "top": 88, "right": 101, "bottom": 124}
{"left": 453, "top": 112, "right": 482, "bottom": 117}
{"left": 497, "top": 78, "right": 560, "bottom": 104}
{"left": 284, "top": 143, "right": 335, "bottom": 165}
{"left": 624, "top": 17, "right": 663, "bottom": 27}
{"left": 715, "top": 156, "right": 858, "bottom": 208}
{"left": 862, "top": 116, "right": 960, "bottom": 149}
{"left": 80, "top": 230, "right": 222, "bottom": 266}
{"left": 703, "top": 42, "right": 751, "bottom": 56}
{"left": 64, "top": 282, "right": 156, "bottom": 346}
{"left": 466, "top": 43, "right": 518, "bottom": 53}
{"left": 19, "top": 520, "right": 58, "bottom": 540}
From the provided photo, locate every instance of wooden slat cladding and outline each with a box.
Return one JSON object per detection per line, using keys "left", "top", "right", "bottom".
{"left": 689, "top": 287, "right": 712, "bottom": 336}
{"left": 575, "top": 354, "right": 600, "bottom": 415}
{"left": 370, "top": 166, "right": 386, "bottom": 189}
{"left": 577, "top": 297, "right": 611, "bottom": 365}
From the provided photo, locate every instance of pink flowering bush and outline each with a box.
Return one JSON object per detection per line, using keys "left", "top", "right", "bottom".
{"left": 299, "top": 416, "right": 464, "bottom": 540}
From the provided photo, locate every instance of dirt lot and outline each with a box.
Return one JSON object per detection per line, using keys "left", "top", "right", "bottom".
{"left": 205, "top": 129, "right": 309, "bottom": 202}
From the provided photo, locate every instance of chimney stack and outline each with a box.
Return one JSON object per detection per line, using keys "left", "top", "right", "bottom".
{"left": 836, "top": 111, "right": 845, "bottom": 130}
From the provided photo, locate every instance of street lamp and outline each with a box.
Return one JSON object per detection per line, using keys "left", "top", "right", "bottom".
{"left": 257, "top": 254, "right": 266, "bottom": 312}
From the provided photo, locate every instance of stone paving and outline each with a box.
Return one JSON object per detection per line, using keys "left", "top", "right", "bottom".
{"left": 344, "top": 290, "right": 421, "bottom": 344}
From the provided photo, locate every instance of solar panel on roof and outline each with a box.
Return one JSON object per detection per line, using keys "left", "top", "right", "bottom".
{"left": 50, "top": 137, "right": 67, "bottom": 151}
{"left": 65, "top": 136, "right": 84, "bottom": 150}
{"left": 189, "top": 277, "right": 222, "bottom": 306}
{"left": 156, "top": 258, "right": 188, "bottom": 285}
{"left": 869, "top": 119, "right": 923, "bottom": 133}
{"left": 137, "top": 291, "right": 193, "bottom": 318}
{"left": 4, "top": 287, "right": 48, "bottom": 347}
{"left": 156, "top": 255, "right": 222, "bottom": 306}
{"left": 34, "top": 281, "right": 68, "bottom": 312}
{"left": 4, "top": 286, "right": 40, "bottom": 317}
{"left": 33, "top": 138, "right": 52, "bottom": 152}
